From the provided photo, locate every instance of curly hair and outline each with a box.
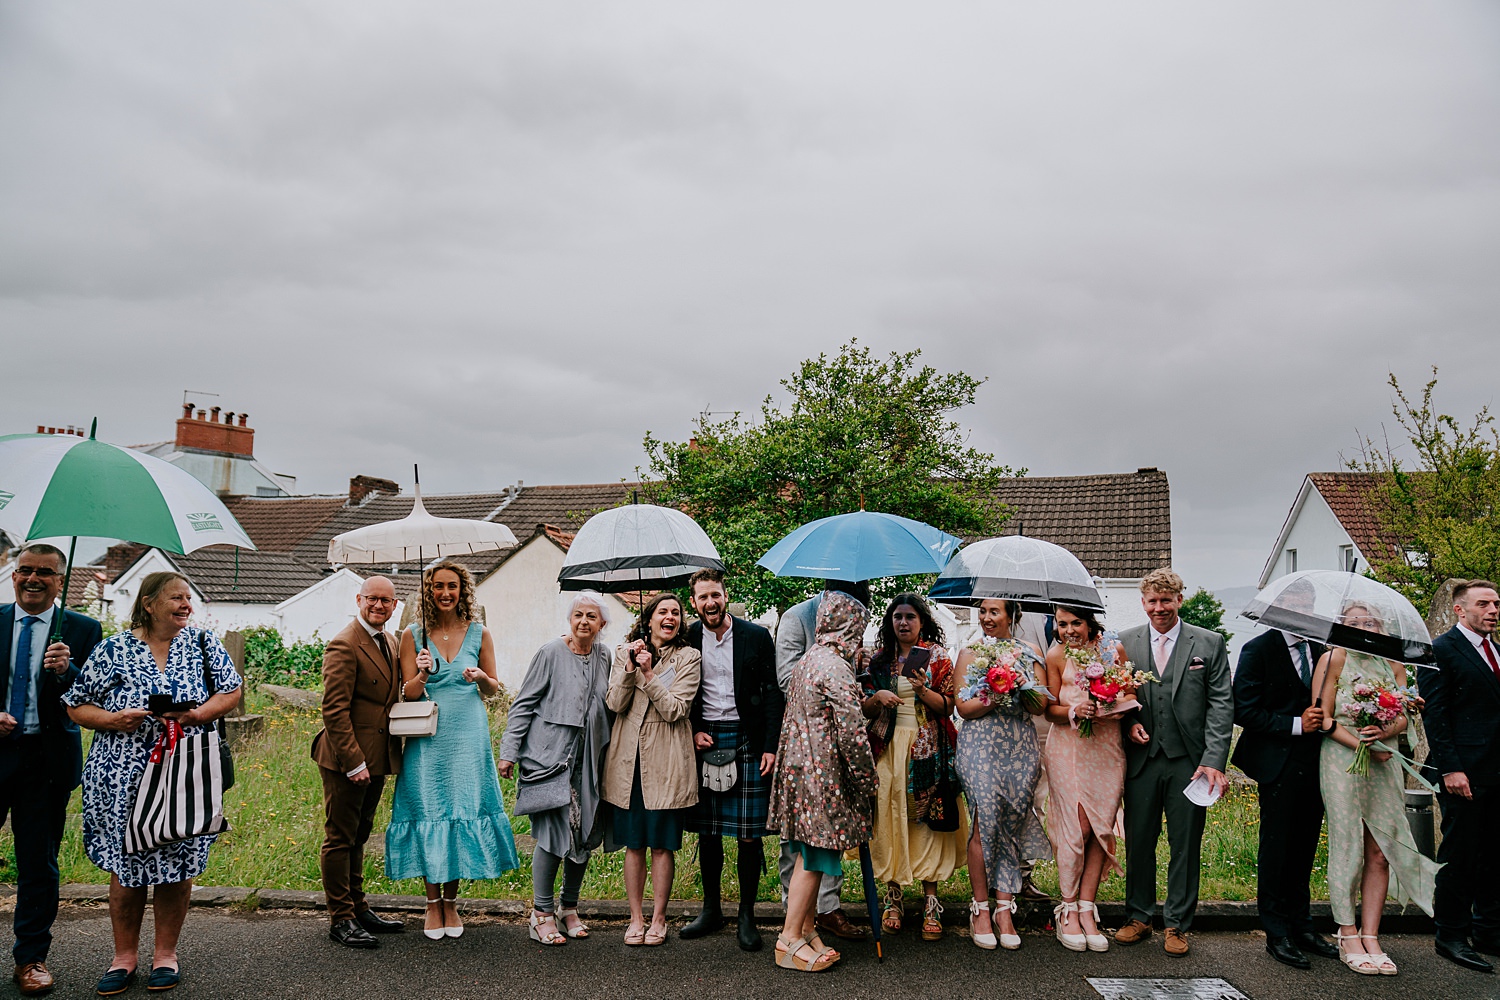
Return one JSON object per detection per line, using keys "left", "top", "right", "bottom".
{"left": 421, "top": 560, "right": 476, "bottom": 626}
{"left": 876, "top": 593, "right": 945, "bottom": 654}
{"left": 625, "top": 592, "right": 687, "bottom": 660}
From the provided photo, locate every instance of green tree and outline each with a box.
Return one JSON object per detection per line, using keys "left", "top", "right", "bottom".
{"left": 1179, "top": 587, "right": 1231, "bottom": 641}
{"left": 1350, "top": 370, "right": 1500, "bottom": 610}
{"left": 641, "top": 340, "right": 1020, "bottom": 615}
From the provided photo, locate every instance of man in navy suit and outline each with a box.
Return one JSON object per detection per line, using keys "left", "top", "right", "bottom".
{"left": 1232, "top": 576, "right": 1335, "bottom": 969}
{"left": 679, "top": 569, "right": 784, "bottom": 952}
{"left": 1421, "top": 579, "right": 1500, "bottom": 973}
{"left": 1, "top": 543, "right": 103, "bottom": 995}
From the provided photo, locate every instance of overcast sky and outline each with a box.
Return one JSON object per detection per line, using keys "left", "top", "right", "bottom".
{"left": 3, "top": 1, "right": 1497, "bottom": 592}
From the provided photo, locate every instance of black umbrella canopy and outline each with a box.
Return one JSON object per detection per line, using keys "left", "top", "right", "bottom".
{"left": 1241, "top": 570, "right": 1434, "bottom": 666}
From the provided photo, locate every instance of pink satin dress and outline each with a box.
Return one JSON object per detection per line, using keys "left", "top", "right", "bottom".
{"left": 1043, "top": 658, "right": 1125, "bottom": 898}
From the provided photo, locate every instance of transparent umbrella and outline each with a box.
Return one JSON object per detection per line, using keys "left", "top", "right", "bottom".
{"left": 557, "top": 503, "right": 723, "bottom": 595}
{"left": 928, "top": 535, "right": 1103, "bottom": 612}
{"left": 1241, "top": 570, "right": 1434, "bottom": 666}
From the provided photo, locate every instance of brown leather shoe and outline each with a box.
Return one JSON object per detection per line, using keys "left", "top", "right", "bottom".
{"left": 13, "top": 963, "right": 54, "bottom": 996}
{"left": 1113, "top": 919, "right": 1152, "bottom": 945}
{"left": 1018, "top": 876, "right": 1052, "bottom": 902}
{"left": 1164, "top": 927, "right": 1190, "bottom": 956}
{"left": 815, "top": 909, "right": 870, "bottom": 941}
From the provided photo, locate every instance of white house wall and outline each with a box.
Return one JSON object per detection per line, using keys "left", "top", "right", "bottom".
{"left": 1100, "top": 580, "right": 1148, "bottom": 632}
{"left": 273, "top": 569, "right": 403, "bottom": 642}
{"left": 1271, "top": 487, "right": 1358, "bottom": 582}
{"left": 474, "top": 536, "right": 634, "bottom": 690}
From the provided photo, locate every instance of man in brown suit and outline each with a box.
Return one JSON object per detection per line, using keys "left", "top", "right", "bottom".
{"left": 312, "top": 576, "right": 405, "bottom": 948}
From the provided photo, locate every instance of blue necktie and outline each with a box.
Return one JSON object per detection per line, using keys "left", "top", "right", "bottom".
{"left": 1294, "top": 641, "right": 1311, "bottom": 687}
{"left": 9, "top": 616, "right": 38, "bottom": 739}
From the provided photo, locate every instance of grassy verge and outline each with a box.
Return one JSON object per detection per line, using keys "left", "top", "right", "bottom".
{"left": 1, "top": 697, "right": 1320, "bottom": 906}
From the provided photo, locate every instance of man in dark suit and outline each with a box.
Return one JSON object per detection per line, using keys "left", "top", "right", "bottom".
{"left": 1113, "top": 569, "right": 1234, "bottom": 958}
{"left": 1420, "top": 579, "right": 1500, "bottom": 973}
{"left": 1232, "top": 575, "right": 1336, "bottom": 969}
{"left": 311, "top": 576, "right": 405, "bottom": 949}
{"left": 1, "top": 543, "right": 103, "bottom": 995}
{"left": 679, "top": 569, "right": 784, "bottom": 952}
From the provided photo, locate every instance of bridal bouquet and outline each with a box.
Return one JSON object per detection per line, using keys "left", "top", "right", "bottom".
{"left": 1066, "top": 637, "right": 1157, "bottom": 737}
{"left": 1341, "top": 675, "right": 1420, "bottom": 777}
{"left": 959, "top": 638, "right": 1049, "bottom": 713}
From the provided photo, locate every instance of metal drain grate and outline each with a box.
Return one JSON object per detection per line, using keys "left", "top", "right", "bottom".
{"left": 1087, "top": 978, "right": 1250, "bottom": 1000}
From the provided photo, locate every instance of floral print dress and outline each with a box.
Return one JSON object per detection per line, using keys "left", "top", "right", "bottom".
{"left": 61, "top": 627, "right": 241, "bottom": 888}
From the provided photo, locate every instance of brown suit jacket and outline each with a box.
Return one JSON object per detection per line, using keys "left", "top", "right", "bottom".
{"left": 311, "top": 618, "right": 403, "bottom": 776}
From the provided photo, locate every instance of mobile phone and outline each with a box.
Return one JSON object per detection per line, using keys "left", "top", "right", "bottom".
{"left": 148, "top": 694, "right": 199, "bottom": 715}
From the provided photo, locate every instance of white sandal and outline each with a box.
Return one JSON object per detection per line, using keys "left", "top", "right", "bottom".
{"left": 529, "top": 909, "right": 568, "bottom": 946}
{"left": 1359, "top": 934, "right": 1397, "bottom": 975}
{"left": 1336, "top": 931, "right": 1379, "bottom": 975}
{"left": 1078, "top": 900, "right": 1109, "bottom": 952}
{"left": 968, "top": 899, "right": 997, "bottom": 950}
{"left": 443, "top": 895, "right": 464, "bottom": 939}
{"left": 993, "top": 897, "right": 1022, "bottom": 950}
{"left": 423, "top": 900, "right": 445, "bottom": 941}
{"left": 557, "top": 906, "right": 589, "bottom": 939}
{"left": 1054, "top": 901, "right": 1086, "bottom": 952}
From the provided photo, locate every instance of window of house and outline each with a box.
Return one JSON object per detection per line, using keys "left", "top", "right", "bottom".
{"left": 1285, "top": 548, "right": 1298, "bottom": 574}
{"left": 1339, "top": 545, "right": 1357, "bottom": 572}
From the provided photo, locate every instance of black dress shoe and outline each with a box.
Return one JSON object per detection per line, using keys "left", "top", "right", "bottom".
{"left": 330, "top": 918, "right": 380, "bottom": 950}
{"left": 1292, "top": 931, "right": 1339, "bottom": 959}
{"left": 145, "top": 967, "right": 180, "bottom": 992}
{"left": 737, "top": 903, "right": 763, "bottom": 952}
{"left": 1436, "top": 937, "right": 1495, "bottom": 973}
{"left": 357, "top": 909, "right": 405, "bottom": 934}
{"left": 679, "top": 906, "right": 725, "bottom": 940}
{"left": 1472, "top": 935, "right": 1500, "bottom": 957}
{"left": 95, "top": 968, "right": 136, "bottom": 996}
{"left": 1266, "top": 936, "right": 1311, "bottom": 970}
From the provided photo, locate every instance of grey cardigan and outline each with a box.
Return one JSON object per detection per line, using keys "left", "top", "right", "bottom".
{"left": 498, "top": 637, "right": 611, "bottom": 772}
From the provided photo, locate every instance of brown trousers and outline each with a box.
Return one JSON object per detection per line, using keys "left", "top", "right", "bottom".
{"left": 320, "top": 766, "right": 387, "bottom": 924}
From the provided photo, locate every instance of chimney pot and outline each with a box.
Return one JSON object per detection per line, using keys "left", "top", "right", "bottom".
{"left": 182, "top": 402, "right": 195, "bottom": 419}
{"left": 196, "top": 409, "right": 207, "bottom": 420}
{"left": 238, "top": 413, "right": 248, "bottom": 427}
{"left": 210, "top": 406, "right": 221, "bottom": 422}
{"left": 46, "top": 427, "right": 55, "bottom": 434}
{"left": 223, "top": 411, "right": 234, "bottom": 425}
{"left": 35, "top": 426, "right": 43, "bottom": 434}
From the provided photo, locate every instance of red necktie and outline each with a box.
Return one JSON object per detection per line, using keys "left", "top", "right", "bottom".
{"left": 1483, "top": 638, "right": 1500, "bottom": 681}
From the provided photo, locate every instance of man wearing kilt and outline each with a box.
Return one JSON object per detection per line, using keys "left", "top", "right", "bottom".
{"left": 680, "top": 569, "right": 784, "bottom": 952}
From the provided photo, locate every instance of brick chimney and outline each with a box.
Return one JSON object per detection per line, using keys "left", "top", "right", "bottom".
{"left": 175, "top": 403, "right": 255, "bottom": 457}
{"left": 105, "top": 542, "right": 149, "bottom": 578}
{"left": 349, "top": 475, "right": 400, "bottom": 505}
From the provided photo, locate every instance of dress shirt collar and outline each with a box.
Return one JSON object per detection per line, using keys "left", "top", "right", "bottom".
{"left": 1150, "top": 619, "right": 1182, "bottom": 645}
{"left": 1283, "top": 630, "right": 1307, "bottom": 649}
{"left": 704, "top": 615, "right": 734, "bottom": 646}
{"left": 1457, "top": 621, "right": 1496, "bottom": 653}
{"left": 357, "top": 613, "right": 384, "bottom": 638}
{"left": 13, "top": 605, "right": 55, "bottom": 629}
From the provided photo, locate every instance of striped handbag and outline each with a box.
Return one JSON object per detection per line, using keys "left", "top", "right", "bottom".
{"left": 124, "top": 720, "right": 231, "bottom": 855}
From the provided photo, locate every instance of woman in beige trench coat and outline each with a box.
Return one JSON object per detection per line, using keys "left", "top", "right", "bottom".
{"left": 604, "top": 593, "right": 701, "bottom": 946}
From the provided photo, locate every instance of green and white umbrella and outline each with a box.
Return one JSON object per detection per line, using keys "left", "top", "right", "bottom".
{"left": 0, "top": 426, "right": 255, "bottom": 554}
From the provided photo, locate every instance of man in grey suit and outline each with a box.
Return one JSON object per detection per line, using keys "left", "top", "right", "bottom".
{"left": 1112, "top": 569, "right": 1234, "bottom": 957}
{"left": 773, "top": 579, "right": 870, "bottom": 942}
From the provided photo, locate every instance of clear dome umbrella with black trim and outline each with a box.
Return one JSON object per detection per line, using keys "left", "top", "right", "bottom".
{"left": 927, "top": 534, "right": 1103, "bottom": 613}
{"left": 1241, "top": 570, "right": 1434, "bottom": 668}
{"left": 556, "top": 501, "right": 724, "bottom": 609}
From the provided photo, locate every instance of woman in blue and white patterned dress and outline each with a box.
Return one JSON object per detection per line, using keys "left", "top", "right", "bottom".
{"left": 63, "top": 571, "right": 242, "bottom": 995}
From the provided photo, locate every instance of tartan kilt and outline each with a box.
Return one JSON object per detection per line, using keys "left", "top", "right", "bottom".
{"left": 684, "top": 720, "right": 770, "bottom": 839}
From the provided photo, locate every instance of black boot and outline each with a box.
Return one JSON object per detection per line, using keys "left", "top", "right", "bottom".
{"left": 680, "top": 835, "right": 725, "bottom": 939}
{"left": 736, "top": 839, "right": 765, "bottom": 952}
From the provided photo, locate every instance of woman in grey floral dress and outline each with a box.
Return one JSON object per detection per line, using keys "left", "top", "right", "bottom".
{"left": 954, "top": 599, "right": 1050, "bottom": 950}
{"left": 63, "top": 572, "right": 242, "bottom": 994}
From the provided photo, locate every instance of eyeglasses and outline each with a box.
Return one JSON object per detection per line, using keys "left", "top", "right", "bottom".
{"left": 360, "top": 596, "right": 397, "bottom": 606}
{"left": 12, "top": 567, "right": 59, "bottom": 579}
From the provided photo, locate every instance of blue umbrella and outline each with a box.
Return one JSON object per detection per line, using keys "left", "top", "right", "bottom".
{"left": 756, "top": 511, "right": 962, "bottom": 581}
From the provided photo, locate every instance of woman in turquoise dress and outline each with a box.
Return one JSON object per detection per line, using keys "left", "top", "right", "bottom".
{"left": 1313, "top": 602, "right": 1439, "bottom": 977}
{"left": 386, "top": 561, "right": 519, "bottom": 940}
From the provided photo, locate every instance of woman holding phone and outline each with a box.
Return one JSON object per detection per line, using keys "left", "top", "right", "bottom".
{"left": 602, "top": 593, "right": 701, "bottom": 946}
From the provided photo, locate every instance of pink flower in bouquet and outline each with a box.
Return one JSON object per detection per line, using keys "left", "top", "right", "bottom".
{"left": 1089, "top": 679, "right": 1122, "bottom": 702}
{"left": 1084, "top": 663, "right": 1106, "bottom": 679}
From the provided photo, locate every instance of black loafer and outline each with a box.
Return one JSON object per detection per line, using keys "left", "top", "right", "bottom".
{"left": 356, "top": 909, "right": 405, "bottom": 934}
{"left": 1292, "top": 931, "right": 1338, "bottom": 960}
{"left": 1436, "top": 937, "right": 1495, "bottom": 973}
{"left": 145, "top": 967, "right": 179, "bottom": 992}
{"left": 330, "top": 918, "right": 379, "bottom": 949}
{"left": 96, "top": 968, "right": 136, "bottom": 996}
{"left": 1266, "top": 936, "right": 1311, "bottom": 969}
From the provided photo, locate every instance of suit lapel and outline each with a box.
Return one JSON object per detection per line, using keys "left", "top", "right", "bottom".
{"left": 358, "top": 627, "right": 394, "bottom": 689}
{"left": 727, "top": 616, "right": 744, "bottom": 693}
{"left": 1452, "top": 628, "right": 1500, "bottom": 699}
{"left": 0, "top": 606, "right": 12, "bottom": 705}
{"left": 1168, "top": 629, "right": 1195, "bottom": 701}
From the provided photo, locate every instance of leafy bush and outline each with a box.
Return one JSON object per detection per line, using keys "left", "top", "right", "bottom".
{"left": 242, "top": 626, "right": 326, "bottom": 690}
{"left": 1180, "top": 588, "right": 1232, "bottom": 641}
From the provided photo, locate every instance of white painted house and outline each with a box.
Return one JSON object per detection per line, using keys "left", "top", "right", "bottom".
{"left": 1258, "top": 473, "right": 1395, "bottom": 588}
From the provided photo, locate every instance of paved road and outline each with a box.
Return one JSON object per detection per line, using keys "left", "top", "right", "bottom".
{"left": 13, "top": 904, "right": 1500, "bottom": 999}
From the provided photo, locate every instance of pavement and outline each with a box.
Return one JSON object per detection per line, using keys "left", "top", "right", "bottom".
{"left": 6, "top": 895, "right": 1500, "bottom": 1000}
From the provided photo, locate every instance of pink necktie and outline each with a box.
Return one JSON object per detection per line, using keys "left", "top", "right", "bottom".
{"left": 1154, "top": 634, "right": 1170, "bottom": 673}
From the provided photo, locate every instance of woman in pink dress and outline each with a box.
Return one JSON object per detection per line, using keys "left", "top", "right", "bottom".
{"left": 1042, "top": 605, "right": 1129, "bottom": 954}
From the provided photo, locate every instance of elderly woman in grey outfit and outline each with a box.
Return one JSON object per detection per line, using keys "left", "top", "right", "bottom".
{"left": 499, "top": 591, "right": 613, "bottom": 946}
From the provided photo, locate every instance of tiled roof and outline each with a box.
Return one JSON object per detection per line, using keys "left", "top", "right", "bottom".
{"left": 162, "top": 546, "right": 330, "bottom": 604}
{"left": 985, "top": 469, "right": 1172, "bottom": 578}
{"left": 67, "top": 566, "right": 114, "bottom": 607}
{"left": 223, "top": 495, "right": 348, "bottom": 553}
{"left": 288, "top": 491, "right": 516, "bottom": 568}
{"left": 489, "top": 483, "right": 637, "bottom": 537}
{"left": 1307, "top": 473, "right": 1404, "bottom": 563}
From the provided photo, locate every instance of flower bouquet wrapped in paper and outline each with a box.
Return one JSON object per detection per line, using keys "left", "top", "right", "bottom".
{"left": 1340, "top": 674, "right": 1421, "bottom": 777}
{"left": 1066, "top": 633, "right": 1157, "bottom": 737}
{"left": 959, "top": 638, "right": 1050, "bottom": 713}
